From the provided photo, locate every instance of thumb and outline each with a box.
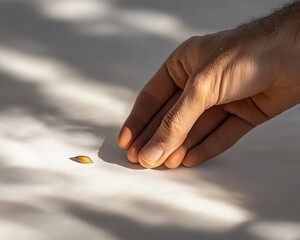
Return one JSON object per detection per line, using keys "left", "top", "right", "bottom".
{"left": 138, "top": 77, "right": 217, "bottom": 168}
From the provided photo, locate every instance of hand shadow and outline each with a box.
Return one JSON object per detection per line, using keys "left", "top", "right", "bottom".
{"left": 97, "top": 128, "right": 144, "bottom": 170}
{"left": 97, "top": 128, "right": 168, "bottom": 171}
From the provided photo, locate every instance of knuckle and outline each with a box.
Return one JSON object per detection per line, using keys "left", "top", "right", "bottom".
{"left": 188, "top": 77, "right": 217, "bottom": 109}
{"left": 160, "top": 111, "right": 182, "bottom": 139}
{"left": 194, "top": 78, "right": 211, "bottom": 96}
{"left": 186, "top": 35, "right": 198, "bottom": 44}
{"left": 166, "top": 56, "right": 188, "bottom": 89}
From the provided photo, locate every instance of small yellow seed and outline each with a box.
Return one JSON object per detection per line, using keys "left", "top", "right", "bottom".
{"left": 75, "top": 155, "right": 93, "bottom": 164}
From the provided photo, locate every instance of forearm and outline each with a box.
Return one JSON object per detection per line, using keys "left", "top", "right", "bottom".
{"left": 234, "top": 1, "right": 300, "bottom": 91}
{"left": 211, "top": 2, "right": 300, "bottom": 116}
{"left": 237, "top": 1, "right": 300, "bottom": 43}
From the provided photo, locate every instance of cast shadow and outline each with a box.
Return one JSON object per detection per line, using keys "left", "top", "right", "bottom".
{"left": 97, "top": 128, "right": 168, "bottom": 171}
{"left": 1, "top": 1, "right": 298, "bottom": 239}
{"left": 97, "top": 128, "right": 143, "bottom": 170}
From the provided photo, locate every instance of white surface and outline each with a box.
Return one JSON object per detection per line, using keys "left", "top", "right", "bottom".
{"left": 1, "top": 0, "right": 300, "bottom": 239}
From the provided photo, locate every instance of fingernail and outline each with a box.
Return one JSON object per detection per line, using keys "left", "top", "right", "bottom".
{"left": 140, "top": 143, "right": 163, "bottom": 166}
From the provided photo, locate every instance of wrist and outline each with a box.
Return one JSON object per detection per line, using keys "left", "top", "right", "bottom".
{"left": 233, "top": 2, "right": 300, "bottom": 86}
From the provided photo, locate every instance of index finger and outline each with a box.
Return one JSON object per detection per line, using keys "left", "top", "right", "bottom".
{"left": 118, "top": 63, "right": 177, "bottom": 150}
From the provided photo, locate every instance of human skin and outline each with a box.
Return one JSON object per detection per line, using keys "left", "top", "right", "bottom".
{"left": 118, "top": 2, "right": 300, "bottom": 169}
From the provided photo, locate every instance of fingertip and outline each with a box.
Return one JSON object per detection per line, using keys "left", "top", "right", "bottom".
{"left": 182, "top": 149, "right": 196, "bottom": 167}
{"left": 138, "top": 158, "right": 157, "bottom": 169}
{"left": 181, "top": 160, "right": 195, "bottom": 168}
{"left": 164, "top": 161, "right": 180, "bottom": 169}
{"left": 118, "top": 126, "right": 132, "bottom": 150}
{"left": 138, "top": 149, "right": 165, "bottom": 169}
{"left": 182, "top": 150, "right": 205, "bottom": 168}
{"left": 127, "top": 146, "right": 139, "bottom": 163}
{"left": 164, "top": 147, "right": 186, "bottom": 169}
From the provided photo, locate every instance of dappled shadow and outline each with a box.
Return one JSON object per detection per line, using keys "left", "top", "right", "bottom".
{"left": 55, "top": 197, "right": 256, "bottom": 240}
{"left": 0, "top": 0, "right": 176, "bottom": 93}
{"left": 0, "top": 200, "right": 43, "bottom": 223}
{"left": 0, "top": 166, "right": 72, "bottom": 185}
{"left": 116, "top": 0, "right": 287, "bottom": 31}
{"left": 1, "top": 0, "right": 299, "bottom": 239}
{"left": 167, "top": 106, "right": 300, "bottom": 223}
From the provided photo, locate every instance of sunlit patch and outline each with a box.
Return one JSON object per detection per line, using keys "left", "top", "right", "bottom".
{"left": 0, "top": 220, "right": 39, "bottom": 240}
{"left": 32, "top": 0, "right": 205, "bottom": 40}
{"left": 0, "top": 204, "right": 118, "bottom": 240}
{"left": 248, "top": 221, "right": 300, "bottom": 240}
{"left": 0, "top": 47, "right": 133, "bottom": 126}
{"left": 0, "top": 109, "right": 103, "bottom": 168}
{"left": 142, "top": 177, "right": 255, "bottom": 231}
{"left": 115, "top": 10, "right": 188, "bottom": 40}
{"left": 35, "top": 0, "right": 111, "bottom": 21}
{"left": 71, "top": 170, "right": 254, "bottom": 232}
{"left": 1, "top": 1, "right": 298, "bottom": 238}
{"left": 128, "top": 193, "right": 254, "bottom": 231}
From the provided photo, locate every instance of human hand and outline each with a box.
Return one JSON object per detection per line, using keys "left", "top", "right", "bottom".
{"left": 118, "top": 13, "right": 300, "bottom": 169}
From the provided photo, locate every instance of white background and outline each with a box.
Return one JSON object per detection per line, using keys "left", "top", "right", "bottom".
{"left": 1, "top": 0, "right": 300, "bottom": 239}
